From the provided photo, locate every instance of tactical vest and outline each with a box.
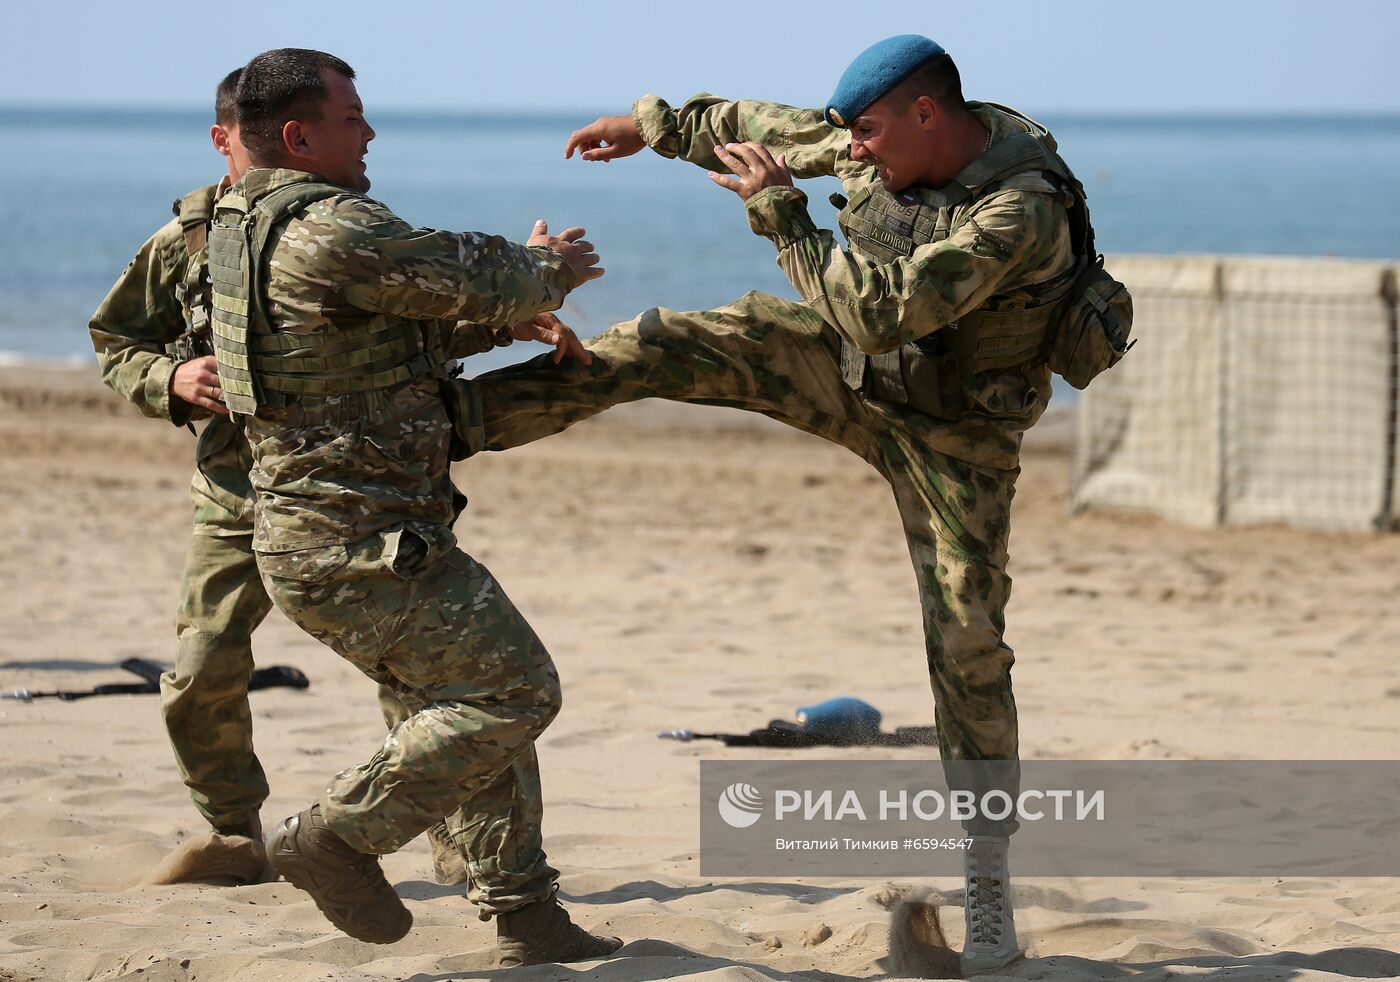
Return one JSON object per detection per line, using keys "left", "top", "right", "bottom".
{"left": 835, "top": 103, "right": 1087, "bottom": 420}
{"left": 168, "top": 185, "right": 217, "bottom": 362}
{"left": 207, "top": 179, "right": 449, "bottom": 416}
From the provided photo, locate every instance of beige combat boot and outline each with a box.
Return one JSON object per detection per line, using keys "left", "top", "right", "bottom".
{"left": 266, "top": 804, "right": 412, "bottom": 944}
{"left": 961, "top": 835, "right": 1022, "bottom": 975}
{"left": 144, "top": 813, "right": 277, "bottom": 886}
{"left": 496, "top": 895, "right": 623, "bottom": 968}
{"left": 427, "top": 820, "right": 470, "bottom": 886}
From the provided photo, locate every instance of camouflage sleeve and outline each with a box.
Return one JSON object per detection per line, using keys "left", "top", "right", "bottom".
{"left": 633, "top": 93, "right": 859, "bottom": 181}
{"left": 744, "top": 184, "right": 1068, "bottom": 354}
{"left": 287, "top": 197, "right": 581, "bottom": 327}
{"left": 444, "top": 321, "right": 510, "bottom": 360}
{"left": 88, "top": 222, "right": 195, "bottom": 425}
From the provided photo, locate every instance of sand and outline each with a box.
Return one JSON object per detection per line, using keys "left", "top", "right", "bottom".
{"left": 2, "top": 363, "right": 1399, "bottom": 981}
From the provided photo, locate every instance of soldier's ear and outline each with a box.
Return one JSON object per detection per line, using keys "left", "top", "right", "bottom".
{"left": 211, "top": 125, "right": 232, "bottom": 159}
{"left": 912, "top": 96, "right": 939, "bottom": 129}
{"left": 282, "top": 119, "right": 312, "bottom": 158}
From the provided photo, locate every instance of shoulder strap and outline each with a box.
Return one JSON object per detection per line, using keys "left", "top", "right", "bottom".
{"left": 971, "top": 106, "right": 1098, "bottom": 261}
{"left": 247, "top": 181, "right": 343, "bottom": 262}
{"left": 1059, "top": 170, "right": 1095, "bottom": 261}
{"left": 206, "top": 190, "right": 256, "bottom": 413}
{"left": 209, "top": 181, "right": 342, "bottom": 336}
{"left": 243, "top": 181, "right": 342, "bottom": 340}
{"left": 958, "top": 133, "right": 1056, "bottom": 192}
{"left": 175, "top": 184, "right": 219, "bottom": 261}
{"left": 979, "top": 102, "right": 1058, "bottom": 150}
{"left": 842, "top": 182, "right": 878, "bottom": 214}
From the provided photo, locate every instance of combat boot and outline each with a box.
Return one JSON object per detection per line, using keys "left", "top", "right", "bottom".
{"left": 427, "top": 820, "right": 470, "bottom": 886}
{"left": 961, "top": 835, "right": 1021, "bottom": 975}
{"left": 145, "top": 813, "right": 277, "bottom": 886}
{"left": 212, "top": 814, "right": 278, "bottom": 884}
{"left": 496, "top": 895, "right": 623, "bottom": 968}
{"left": 266, "top": 804, "right": 412, "bottom": 944}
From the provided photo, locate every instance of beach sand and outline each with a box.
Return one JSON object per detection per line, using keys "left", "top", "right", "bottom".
{"left": 2, "top": 364, "right": 1399, "bottom": 981}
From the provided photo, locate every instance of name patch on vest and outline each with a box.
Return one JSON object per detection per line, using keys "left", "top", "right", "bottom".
{"left": 857, "top": 223, "right": 917, "bottom": 256}
{"left": 882, "top": 200, "right": 918, "bottom": 237}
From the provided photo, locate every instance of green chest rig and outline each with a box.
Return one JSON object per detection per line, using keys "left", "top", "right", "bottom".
{"left": 169, "top": 184, "right": 218, "bottom": 363}
{"left": 207, "top": 178, "right": 449, "bottom": 416}
{"left": 834, "top": 103, "right": 1084, "bottom": 420}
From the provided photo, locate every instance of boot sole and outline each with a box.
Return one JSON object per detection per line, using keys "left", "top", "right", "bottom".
{"left": 961, "top": 949, "right": 1024, "bottom": 975}
{"left": 268, "top": 819, "right": 412, "bottom": 944}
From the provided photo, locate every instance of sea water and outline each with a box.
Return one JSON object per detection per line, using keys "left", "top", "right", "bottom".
{"left": 0, "top": 108, "right": 1396, "bottom": 373}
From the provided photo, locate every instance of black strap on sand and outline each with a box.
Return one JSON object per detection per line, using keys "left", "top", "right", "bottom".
{"left": 0, "top": 659, "right": 310, "bottom": 701}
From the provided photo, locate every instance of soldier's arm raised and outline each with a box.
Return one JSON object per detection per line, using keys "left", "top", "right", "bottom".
{"left": 746, "top": 185, "right": 1066, "bottom": 354}
{"left": 297, "top": 199, "right": 600, "bottom": 329}
{"left": 88, "top": 226, "right": 204, "bottom": 424}
{"left": 567, "top": 94, "right": 856, "bottom": 181}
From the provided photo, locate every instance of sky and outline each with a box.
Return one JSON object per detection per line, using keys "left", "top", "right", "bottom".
{"left": 6, "top": 0, "right": 1400, "bottom": 115}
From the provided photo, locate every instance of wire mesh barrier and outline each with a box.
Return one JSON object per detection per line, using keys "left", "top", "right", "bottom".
{"left": 1073, "top": 255, "right": 1398, "bottom": 531}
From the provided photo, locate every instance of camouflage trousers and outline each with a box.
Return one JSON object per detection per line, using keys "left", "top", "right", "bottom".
{"left": 160, "top": 418, "right": 272, "bottom": 832}
{"left": 163, "top": 420, "right": 443, "bottom": 845}
{"left": 257, "top": 523, "right": 561, "bottom": 913}
{"left": 377, "top": 689, "right": 538, "bottom": 907}
{"left": 162, "top": 532, "right": 473, "bottom": 852}
{"left": 161, "top": 528, "right": 275, "bottom": 831}
{"left": 471, "top": 292, "right": 1023, "bottom": 835}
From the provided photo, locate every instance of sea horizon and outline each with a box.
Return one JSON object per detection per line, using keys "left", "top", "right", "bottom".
{"left": 5, "top": 102, "right": 1400, "bottom": 125}
{"left": 2, "top": 106, "right": 1397, "bottom": 369}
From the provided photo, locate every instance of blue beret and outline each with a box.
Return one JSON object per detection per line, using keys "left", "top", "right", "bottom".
{"left": 825, "top": 35, "right": 946, "bottom": 128}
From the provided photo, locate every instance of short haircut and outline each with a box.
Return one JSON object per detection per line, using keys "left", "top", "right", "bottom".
{"left": 214, "top": 68, "right": 242, "bottom": 127}
{"left": 887, "top": 53, "right": 966, "bottom": 112}
{"left": 235, "top": 48, "right": 356, "bottom": 161}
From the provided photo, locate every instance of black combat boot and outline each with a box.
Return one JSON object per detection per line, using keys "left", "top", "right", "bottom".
{"left": 496, "top": 896, "right": 623, "bottom": 968}
{"left": 266, "top": 804, "right": 412, "bottom": 944}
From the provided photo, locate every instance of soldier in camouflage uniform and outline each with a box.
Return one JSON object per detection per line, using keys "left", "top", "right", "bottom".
{"left": 210, "top": 49, "right": 620, "bottom": 966}
{"left": 88, "top": 70, "right": 470, "bottom": 890}
{"left": 89, "top": 69, "right": 279, "bottom": 885}
{"left": 466, "top": 36, "right": 1087, "bottom": 974}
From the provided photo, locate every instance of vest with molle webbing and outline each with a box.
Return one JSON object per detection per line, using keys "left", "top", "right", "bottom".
{"left": 167, "top": 184, "right": 218, "bottom": 364}
{"left": 207, "top": 177, "right": 451, "bottom": 416}
{"left": 833, "top": 103, "right": 1084, "bottom": 421}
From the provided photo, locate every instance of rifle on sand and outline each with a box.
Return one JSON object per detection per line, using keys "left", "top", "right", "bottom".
{"left": 658, "top": 723, "right": 939, "bottom": 748}
{"left": 657, "top": 696, "right": 939, "bottom": 749}
{"left": 2, "top": 657, "right": 309, "bottom": 702}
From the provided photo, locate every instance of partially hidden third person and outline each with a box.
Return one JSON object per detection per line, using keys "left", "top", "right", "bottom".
{"left": 90, "top": 68, "right": 279, "bottom": 887}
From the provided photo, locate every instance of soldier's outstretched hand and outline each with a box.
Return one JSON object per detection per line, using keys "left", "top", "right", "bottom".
{"left": 527, "top": 220, "right": 604, "bottom": 283}
{"left": 565, "top": 115, "right": 645, "bottom": 162}
{"left": 709, "top": 142, "right": 792, "bottom": 202}
{"left": 510, "top": 312, "right": 593, "bottom": 365}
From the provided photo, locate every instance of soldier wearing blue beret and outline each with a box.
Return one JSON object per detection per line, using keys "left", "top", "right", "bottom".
{"left": 823, "top": 33, "right": 948, "bottom": 128}
{"left": 470, "top": 35, "right": 1106, "bottom": 974}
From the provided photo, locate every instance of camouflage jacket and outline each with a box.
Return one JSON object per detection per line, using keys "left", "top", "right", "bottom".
{"left": 233, "top": 168, "right": 581, "bottom": 552}
{"left": 89, "top": 181, "right": 223, "bottom": 426}
{"left": 633, "top": 95, "right": 1074, "bottom": 355}
{"left": 632, "top": 95, "right": 1076, "bottom": 467}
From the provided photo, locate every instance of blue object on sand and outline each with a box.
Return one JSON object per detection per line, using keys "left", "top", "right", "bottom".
{"left": 795, "top": 696, "right": 884, "bottom": 744}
